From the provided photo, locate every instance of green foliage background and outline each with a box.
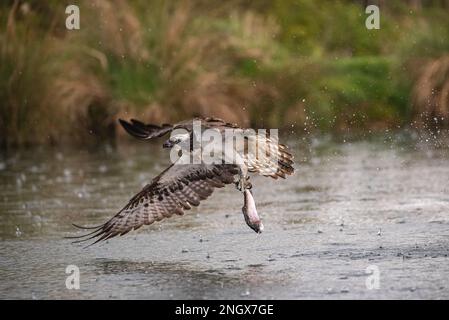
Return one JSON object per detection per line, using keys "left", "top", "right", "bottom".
{"left": 1, "top": 0, "right": 448, "bottom": 147}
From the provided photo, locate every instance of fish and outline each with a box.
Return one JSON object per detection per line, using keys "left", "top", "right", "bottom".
{"left": 242, "top": 189, "right": 264, "bottom": 233}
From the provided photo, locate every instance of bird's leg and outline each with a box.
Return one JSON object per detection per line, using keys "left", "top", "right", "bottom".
{"left": 235, "top": 166, "right": 251, "bottom": 192}
{"left": 235, "top": 175, "right": 252, "bottom": 191}
{"left": 243, "top": 175, "right": 252, "bottom": 190}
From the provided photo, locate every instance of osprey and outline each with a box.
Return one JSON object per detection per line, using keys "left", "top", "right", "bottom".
{"left": 69, "top": 117, "right": 294, "bottom": 246}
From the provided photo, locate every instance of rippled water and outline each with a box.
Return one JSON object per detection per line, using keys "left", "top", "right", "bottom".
{"left": 1, "top": 132, "right": 449, "bottom": 299}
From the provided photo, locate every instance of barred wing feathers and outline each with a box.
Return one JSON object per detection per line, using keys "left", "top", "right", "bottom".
{"left": 70, "top": 164, "right": 238, "bottom": 246}
{"left": 244, "top": 134, "right": 294, "bottom": 179}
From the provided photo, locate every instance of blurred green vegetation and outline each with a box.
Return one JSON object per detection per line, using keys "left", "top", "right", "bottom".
{"left": 1, "top": 0, "right": 449, "bottom": 148}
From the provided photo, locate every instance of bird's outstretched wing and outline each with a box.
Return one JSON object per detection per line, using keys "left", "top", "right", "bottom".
{"left": 69, "top": 163, "right": 238, "bottom": 246}
{"left": 119, "top": 117, "right": 239, "bottom": 141}
{"left": 118, "top": 119, "right": 173, "bottom": 140}
{"left": 244, "top": 134, "right": 294, "bottom": 179}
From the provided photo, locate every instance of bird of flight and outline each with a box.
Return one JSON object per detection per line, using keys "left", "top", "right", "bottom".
{"left": 69, "top": 117, "right": 294, "bottom": 246}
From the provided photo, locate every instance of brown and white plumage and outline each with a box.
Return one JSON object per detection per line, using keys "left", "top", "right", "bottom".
{"left": 120, "top": 116, "right": 294, "bottom": 179}
{"left": 70, "top": 117, "right": 294, "bottom": 246}
{"left": 118, "top": 117, "right": 239, "bottom": 140}
{"left": 241, "top": 132, "right": 294, "bottom": 179}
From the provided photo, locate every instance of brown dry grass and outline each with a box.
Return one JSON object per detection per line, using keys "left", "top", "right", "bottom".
{"left": 412, "top": 55, "right": 449, "bottom": 128}
{"left": 3, "top": 0, "right": 446, "bottom": 148}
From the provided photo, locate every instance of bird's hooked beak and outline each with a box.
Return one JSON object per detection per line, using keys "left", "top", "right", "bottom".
{"left": 163, "top": 133, "right": 190, "bottom": 149}
{"left": 163, "top": 139, "right": 174, "bottom": 148}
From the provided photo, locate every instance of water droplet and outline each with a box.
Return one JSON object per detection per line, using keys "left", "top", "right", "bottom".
{"left": 240, "top": 289, "right": 250, "bottom": 297}
{"left": 15, "top": 226, "right": 22, "bottom": 237}
{"left": 33, "top": 215, "right": 42, "bottom": 223}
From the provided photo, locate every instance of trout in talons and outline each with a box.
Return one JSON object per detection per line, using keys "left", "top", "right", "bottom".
{"left": 242, "top": 189, "right": 264, "bottom": 233}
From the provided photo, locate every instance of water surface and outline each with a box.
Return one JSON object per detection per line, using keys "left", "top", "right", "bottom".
{"left": 1, "top": 133, "right": 449, "bottom": 299}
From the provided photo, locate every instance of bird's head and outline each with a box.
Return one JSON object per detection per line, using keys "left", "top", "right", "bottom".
{"left": 163, "top": 132, "right": 190, "bottom": 149}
